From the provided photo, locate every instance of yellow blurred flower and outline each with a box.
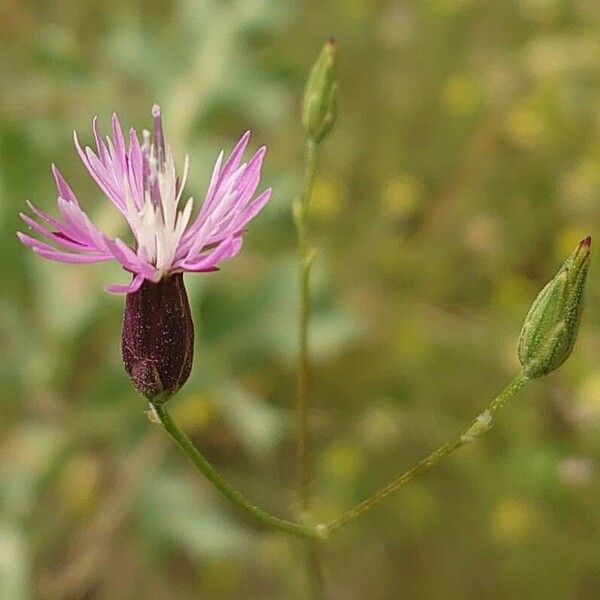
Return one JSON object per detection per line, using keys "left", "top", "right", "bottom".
{"left": 392, "top": 318, "right": 431, "bottom": 365}
{"left": 493, "top": 274, "right": 532, "bottom": 312}
{"left": 442, "top": 73, "right": 483, "bottom": 116}
{"left": 490, "top": 497, "right": 542, "bottom": 544}
{"left": 201, "top": 559, "right": 242, "bottom": 596}
{"left": 380, "top": 174, "right": 423, "bottom": 220}
{"left": 321, "top": 442, "right": 365, "bottom": 483}
{"left": 575, "top": 371, "right": 600, "bottom": 425}
{"left": 310, "top": 176, "right": 344, "bottom": 223}
{"left": 171, "top": 393, "right": 216, "bottom": 432}
{"left": 560, "top": 156, "right": 600, "bottom": 213}
{"left": 57, "top": 454, "right": 102, "bottom": 516}
{"left": 505, "top": 103, "right": 549, "bottom": 149}
{"left": 524, "top": 36, "right": 571, "bottom": 80}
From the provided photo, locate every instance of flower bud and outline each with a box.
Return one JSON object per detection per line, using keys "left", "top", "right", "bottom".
{"left": 518, "top": 236, "right": 591, "bottom": 379}
{"left": 302, "top": 38, "right": 338, "bottom": 142}
{"left": 122, "top": 274, "right": 194, "bottom": 402}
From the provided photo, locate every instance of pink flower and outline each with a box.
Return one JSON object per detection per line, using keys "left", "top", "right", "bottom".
{"left": 18, "top": 105, "right": 272, "bottom": 294}
{"left": 18, "top": 105, "right": 272, "bottom": 400}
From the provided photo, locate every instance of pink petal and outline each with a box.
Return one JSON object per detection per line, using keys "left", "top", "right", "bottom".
{"left": 105, "top": 273, "right": 145, "bottom": 295}
{"left": 227, "top": 187, "right": 272, "bottom": 232}
{"left": 201, "top": 151, "right": 224, "bottom": 213}
{"left": 92, "top": 116, "right": 111, "bottom": 166}
{"left": 182, "top": 236, "right": 243, "bottom": 271}
{"left": 51, "top": 165, "right": 79, "bottom": 206}
{"left": 19, "top": 213, "right": 94, "bottom": 252}
{"left": 26, "top": 200, "right": 64, "bottom": 231}
{"left": 74, "top": 132, "right": 126, "bottom": 212}
{"left": 33, "top": 249, "right": 113, "bottom": 264}
{"left": 205, "top": 151, "right": 266, "bottom": 236}
{"left": 56, "top": 197, "right": 108, "bottom": 251}
{"left": 18, "top": 232, "right": 110, "bottom": 264}
{"left": 111, "top": 113, "right": 127, "bottom": 175}
{"left": 85, "top": 147, "right": 126, "bottom": 207}
{"left": 105, "top": 238, "right": 155, "bottom": 278}
{"left": 219, "top": 130, "right": 251, "bottom": 185}
{"left": 127, "top": 128, "right": 144, "bottom": 209}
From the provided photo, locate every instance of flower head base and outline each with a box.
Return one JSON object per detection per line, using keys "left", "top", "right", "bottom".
{"left": 122, "top": 273, "right": 193, "bottom": 401}
{"left": 18, "top": 105, "right": 271, "bottom": 294}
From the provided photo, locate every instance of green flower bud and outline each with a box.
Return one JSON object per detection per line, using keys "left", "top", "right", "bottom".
{"left": 518, "top": 236, "right": 591, "bottom": 379}
{"left": 302, "top": 38, "right": 338, "bottom": 142}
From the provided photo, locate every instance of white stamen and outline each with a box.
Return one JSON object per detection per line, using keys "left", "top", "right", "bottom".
{"left": 124, "top": 142, "right": 195, "bottom": 278}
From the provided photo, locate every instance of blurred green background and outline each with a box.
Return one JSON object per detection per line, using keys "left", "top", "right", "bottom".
{"left": 2, "top": 0, "right": 600, "bottom": 598}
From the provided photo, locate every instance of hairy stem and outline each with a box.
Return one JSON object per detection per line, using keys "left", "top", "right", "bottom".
{"left": 295, "top": 137, "right": 318, "bottom": 511}
{"left": 323, "top": 372, "right": 529, "bottom": 534}
{"left": 150, "top": 403, "right": 324, "bottom": 540}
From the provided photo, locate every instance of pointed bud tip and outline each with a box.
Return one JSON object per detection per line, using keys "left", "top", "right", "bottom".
{"left": 151, "top": 104, "right": 162, "bottom": 117}
{"left": 326, "top": 37, "right": 337, "bottom": 49}
{"left": 574, "top": 235, "right": 592, "bottom": 260}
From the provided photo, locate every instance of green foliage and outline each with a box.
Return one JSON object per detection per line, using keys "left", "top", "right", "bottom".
{"left": 1, "top": 0, "right": 600, "bottom": 598}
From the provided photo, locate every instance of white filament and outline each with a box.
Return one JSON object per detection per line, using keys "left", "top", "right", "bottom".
{"left": 125, "top": 145, "right": 193, "bottom": 279}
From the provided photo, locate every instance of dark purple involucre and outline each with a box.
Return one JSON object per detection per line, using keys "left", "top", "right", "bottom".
{"left": 121, "top": 274, "right": 194, "bottom": 401}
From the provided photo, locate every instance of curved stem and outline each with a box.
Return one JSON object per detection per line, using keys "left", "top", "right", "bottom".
{"left": 296, "top": 137, "right": 318, "bottom": 510}
{"left": 150, "top": 403, "right": 324, "bottom": 540}
{"left": 323, "top": 372, "right": 529, "bottom": 534}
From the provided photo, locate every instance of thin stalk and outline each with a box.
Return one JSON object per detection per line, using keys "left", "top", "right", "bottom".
{"left": 296, "top": 137, "right": 318, "bottom": 511}
{"left": 305, "top": 539, "right": 325, "bottom": 600}
{"left": 151, "top": 403, "right": 324, "bottom": 540}
{"left": 323, "top": 372, "right": 529, "bottom": 534}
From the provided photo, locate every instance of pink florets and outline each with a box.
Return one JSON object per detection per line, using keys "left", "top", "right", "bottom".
{"left": 18, "top": 105, "right": 272, "bottom": 294}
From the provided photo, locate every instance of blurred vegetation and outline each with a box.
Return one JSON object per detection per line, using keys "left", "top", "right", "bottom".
{"left": 2, "top": 0, "right": 600, "bottom": 598}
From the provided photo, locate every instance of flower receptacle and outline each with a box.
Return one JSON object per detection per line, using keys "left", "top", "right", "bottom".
{"left": 122, "top": 273, "right": 194, "bottom": 401}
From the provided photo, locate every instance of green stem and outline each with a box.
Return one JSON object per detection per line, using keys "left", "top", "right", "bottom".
{"left": 323, "top": 372, "right": 529, "bottom": 534}
{"left": 151, "top": 403, "right": 324, "bottom": 540}
{"left": 296, "top": 137, "right": 318, "bottom": 511}
{"left": 304, "top": 539, "right": 325, "bottom": 600}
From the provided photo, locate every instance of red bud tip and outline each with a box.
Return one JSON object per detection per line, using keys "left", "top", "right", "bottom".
{"left": 575, "top": 236, "right": 592, "bottom": 258}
